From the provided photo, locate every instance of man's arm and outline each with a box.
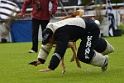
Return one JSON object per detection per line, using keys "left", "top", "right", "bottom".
{"left": 29, "top": 43, "right": 53, "bottom": 66}
{"left": 19, "top": 0, "right": 32, "bottom": 15}
{"left": 50, "top": 0, "right": 58, "bottom": 14}
{"left": 39, "top": 34, "right": 69, "bottom": 72}
{"left": 38, "top": 43, "right": 53, "bottom": 63}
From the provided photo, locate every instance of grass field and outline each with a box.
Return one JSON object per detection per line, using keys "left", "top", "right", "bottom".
{"left": 0, "top": 35, "right": 124, "bottom": 83}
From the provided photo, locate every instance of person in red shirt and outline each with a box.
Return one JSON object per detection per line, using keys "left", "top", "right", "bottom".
{"left": 18, "top": 0, "right": 58, "bottom": 53}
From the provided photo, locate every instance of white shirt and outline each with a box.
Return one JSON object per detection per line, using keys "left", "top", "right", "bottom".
{"left": 47, "top": 17, "right": 86, "bottom": 33}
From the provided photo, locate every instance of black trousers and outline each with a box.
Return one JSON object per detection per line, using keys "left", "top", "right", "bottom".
{"left": 31, "top": 18, "right": 49, "bottom": 52}
{"left": 77, "top": 28, "right": 100, "bottom": 63}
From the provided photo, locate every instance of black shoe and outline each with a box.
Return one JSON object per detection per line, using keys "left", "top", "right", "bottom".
{"left": 101, "top": 55, "right": 109, "bottom": 72}
{"left": 1, "top": 38, "right": 7, "bottom": 43}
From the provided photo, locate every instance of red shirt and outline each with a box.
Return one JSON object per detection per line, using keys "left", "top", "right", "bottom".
{"left": 21, "top": 0, "right": 58, "bottom": 20}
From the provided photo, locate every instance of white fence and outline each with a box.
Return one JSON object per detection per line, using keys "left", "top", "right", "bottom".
{"left": 1, "top": 4, "right": 124, "bottom": 42}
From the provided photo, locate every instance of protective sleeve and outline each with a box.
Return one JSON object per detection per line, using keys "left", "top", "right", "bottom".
{"left": 37, "top": 43, "right": 53, "bottom": 64}
{"left": 101, "top": 39, "right": 114, "bottom": 55}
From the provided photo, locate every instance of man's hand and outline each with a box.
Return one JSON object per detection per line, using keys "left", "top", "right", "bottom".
{"left": 17, "top": 13, "right": 25, "bottom": 17}
{"left": 39, "top": 68, "right": 52, "bottom": 72}
{"left": 29, "top": 60, "right": 41, "bottom": 66}
{"left": 49, "top": 11, "right": 52, "bottom": 15}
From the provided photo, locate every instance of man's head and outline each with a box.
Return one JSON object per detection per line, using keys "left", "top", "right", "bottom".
{"left": 42, "top": 28, "right": 53, "bottom": 45}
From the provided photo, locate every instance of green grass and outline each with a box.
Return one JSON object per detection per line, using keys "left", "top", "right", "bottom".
{"left": 0, "top": 35, "right": 124, "bottom": 83}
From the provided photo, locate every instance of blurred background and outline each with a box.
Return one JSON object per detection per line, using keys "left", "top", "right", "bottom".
{"left": 0, "top": 0, "right": 124, "bottom": 43}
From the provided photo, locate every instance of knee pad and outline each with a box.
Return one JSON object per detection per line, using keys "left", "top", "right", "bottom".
{"left": 102, "top": 40, "right": 114, "bottom": 55}
{"left": 90, "top": 51, "right": 109, "bottom": 67}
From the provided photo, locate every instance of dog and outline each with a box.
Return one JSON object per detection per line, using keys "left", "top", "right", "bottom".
{"left": 59, "top": 42, "right": 81, "bottom": 74}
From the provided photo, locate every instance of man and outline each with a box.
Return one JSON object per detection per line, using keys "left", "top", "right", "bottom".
{"left": 0, "top": 0, "right": 20, "bottom": 42}
{"left": 61, "top": 9, "right": 114, "bottom": 56}
{"left": 29, "top": 16, "right": 110, "bottom": 72}
{"left": 60, "top": 9, "right": 114, "bottom": 73}
{"left": 18, "top": 0, "right": 58, "bottom": 53}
